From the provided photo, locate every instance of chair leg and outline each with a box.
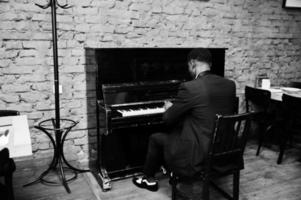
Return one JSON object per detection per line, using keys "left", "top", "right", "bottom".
{"left": 202, "top": 178, "right": 210, "bottom": 200}
{"left": 5, "top": 172, "right": 15, "bottom": 200}
{"left": 171, "top": 181, "right": 177, "bottom": 200}
{"left": 170, "top": 173, "right": 177, "bottom": 200}
{"left": 256, "top": 127, "right": 264, "bottom": 156}
{"left": 256, "top": 124, "right": 271, "bottom": 156}
{"left": 233, "top": 171, "right": 240, "bottom": 200}
{"left": 277, "top": 138, "right": 287, "bottom": 164}
{"left": 171, "top": 182, "right": 176, "bottom": 200}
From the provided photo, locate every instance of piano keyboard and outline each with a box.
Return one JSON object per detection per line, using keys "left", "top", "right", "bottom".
{"left": 117, "top": 107, "right": 166, "bottom": 117}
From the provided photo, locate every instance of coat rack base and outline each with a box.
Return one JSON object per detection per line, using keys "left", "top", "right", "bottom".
{"left": 23, "top": 118, "right": 90, "bottom": 193}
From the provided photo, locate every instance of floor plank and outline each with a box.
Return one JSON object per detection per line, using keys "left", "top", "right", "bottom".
{"left": 13, "top": 142, "right": 301, "bottom": 200}
{"left": 98, "top": 142, "right": 301, "bottom": 200}
{"left": 13, "top": 159, "right": 98, "bottom": 200}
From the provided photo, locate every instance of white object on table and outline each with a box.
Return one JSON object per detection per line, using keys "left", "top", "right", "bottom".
{"left": 0, "top": 115, "right": 32, "bottom": 158}
{"left": 261, "top": 79, "right": 271, "bottom": 89}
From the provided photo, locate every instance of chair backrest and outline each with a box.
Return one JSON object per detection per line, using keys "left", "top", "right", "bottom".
{"left": 289, "top": 81, "right": 301, "bottom": 89}
{"left": 206, "top": 112, "right": 255, "bottom": 169}
{"left": 245, "top": 86, "right": 271, "bottom": 113}
{"left": 282, "top": 94, "right": 301, "bottom": 133}
{"left": 0, "top": 110, "right": 20, "bottom": 117}
{"left": 234, "top": 96, "right": 239, "bottom": 114}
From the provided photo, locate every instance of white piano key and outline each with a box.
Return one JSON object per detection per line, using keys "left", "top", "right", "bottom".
{"left": 117, "top": 106, "right": 165, "bottom": 117}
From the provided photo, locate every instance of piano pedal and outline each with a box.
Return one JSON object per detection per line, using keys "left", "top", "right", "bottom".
{"left": 98, "top": 174, "right": 111, "bottom": 191}
{"left": 98, "top": 168, "right": 112, "bottom": 191}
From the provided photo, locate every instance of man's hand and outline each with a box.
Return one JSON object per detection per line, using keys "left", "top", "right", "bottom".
{"left": 164, "top": 101, "right": 173, "bottom": 111}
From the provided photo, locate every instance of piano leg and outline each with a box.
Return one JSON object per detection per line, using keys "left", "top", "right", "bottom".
{"left": 98, "top": 167, "right": 112, "bottom": 191}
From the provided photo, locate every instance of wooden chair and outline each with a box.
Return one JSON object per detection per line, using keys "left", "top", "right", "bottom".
{"left": 277, "top": 94, "right": 301, "bottom": 164}
{"left": 234, "top": 96, "right": 239, "bottom": 114}
{"left": 171, "top": 112, "right": 255, "bottom": 200}
{"left": 0, "top": 110, "right": 19, "bottom": 200}
{"left": 245, "top": 86, "right": 275, "bottom": 156}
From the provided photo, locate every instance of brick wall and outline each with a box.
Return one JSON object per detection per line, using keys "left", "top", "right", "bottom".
{"left": 1, "top": 0, "right": 301, "bottom": 164}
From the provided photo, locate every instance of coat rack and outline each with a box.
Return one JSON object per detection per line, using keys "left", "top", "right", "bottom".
{"left": 23, "top": 0, "right": 89, "bottom": 193}
{"left": 36, "top": 0, "right": 71, "bottom": 128}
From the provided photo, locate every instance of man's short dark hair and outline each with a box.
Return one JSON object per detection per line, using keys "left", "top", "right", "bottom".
{"left": 187, "top": 48, "right": 212, "bottom": 67}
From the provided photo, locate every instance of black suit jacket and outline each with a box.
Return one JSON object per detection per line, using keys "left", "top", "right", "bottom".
{"left": 163, "top": 71, "right": 236, "bottom": 177}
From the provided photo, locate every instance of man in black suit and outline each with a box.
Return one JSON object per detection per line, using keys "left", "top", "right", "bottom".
{"left": 133, "top": 48, "right": 236, "bottom": 191}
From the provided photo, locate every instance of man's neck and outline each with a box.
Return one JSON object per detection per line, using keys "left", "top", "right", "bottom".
{"left": 195, "top": 72, "right": 202, "bottom": 79}
{"left": 195, "top": 70, "right": 210, "bottom": 79}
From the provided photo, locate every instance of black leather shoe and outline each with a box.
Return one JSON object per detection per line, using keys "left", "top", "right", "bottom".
{"left": 132, "top": 176, "right": 158, "bottom": 192}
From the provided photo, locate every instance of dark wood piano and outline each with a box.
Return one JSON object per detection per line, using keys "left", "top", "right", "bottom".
{"left": 95, "top": 48, "right": 226, "bottom": 190}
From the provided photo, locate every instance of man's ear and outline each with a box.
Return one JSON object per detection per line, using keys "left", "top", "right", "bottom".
{"left": 188, "top": 60, "right": 192, "bottom": 67}
{"left": 190, "top": 60, "right": 196, "bottom": 69}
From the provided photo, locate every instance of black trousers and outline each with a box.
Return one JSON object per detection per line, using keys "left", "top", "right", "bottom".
{"left": 143, "top": 132, "right": 168, "bottom": 177}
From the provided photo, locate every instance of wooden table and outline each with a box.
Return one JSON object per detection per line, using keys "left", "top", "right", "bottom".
{"left": 259, "top": 87, "right": 301, "bottom": 101}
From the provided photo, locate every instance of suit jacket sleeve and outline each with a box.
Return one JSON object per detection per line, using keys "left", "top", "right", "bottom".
{"left": 163, "top": 83, "right": 193, "bottom": 126}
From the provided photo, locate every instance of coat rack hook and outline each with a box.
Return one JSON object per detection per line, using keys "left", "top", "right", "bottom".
{"left": 35, "top": 0, "right": 72, "bottom": 9}
{"left": 35, "top": 0, "right": 51, "bottom": 9}
{"left": 57, "top": 1, "right": 73, "bottom": 9}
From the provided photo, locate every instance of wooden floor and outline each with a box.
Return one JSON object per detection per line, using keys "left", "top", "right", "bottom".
{"left": 13, "top": 142, "right": 301, "bottom": 200}
{"left": 13, "top": 158, "right": 100, "bottom": 200}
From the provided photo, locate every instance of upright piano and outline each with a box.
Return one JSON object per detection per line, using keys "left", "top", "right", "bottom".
{"left": 95, "top": 48, "right": 226, "bottom": 190}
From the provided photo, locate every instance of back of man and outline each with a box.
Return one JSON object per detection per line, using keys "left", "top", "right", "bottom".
{"left": 163, "top": 72, "right": 236, "bottom": 177}
{"left": 132, "top": 48, "right": 237, "bottom": 192}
